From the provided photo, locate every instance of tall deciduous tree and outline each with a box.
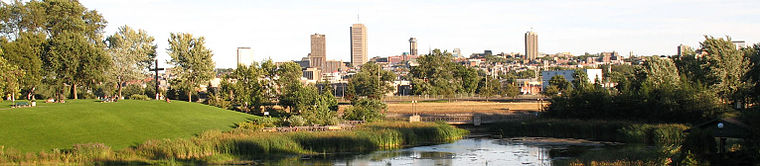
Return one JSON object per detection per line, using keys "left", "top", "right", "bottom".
{"left": 44, "top": 31, "right": 110, "bottom": 100}
{"left": 640, "top": 56, "right": 681, "bottom": 89}
{"left": 105, "top": 25, "right": 157, "bottom": 98}
{"left": 347, "top": 61, "right": 396, "bottom": 100}
{"left": 0, "top": 32, "right": 45, "bottom": 100}
{"left": 745, "top": 44, "right": 760, "bottom": 105}
{"left": 700, "top": 36, "right": 751, "bottom": 107}
{"left": 410, "top": 49, "right": 461, "bottom": 97}
{"left": 166, "top": 33, "right": 215, "bottom": 102}
{"left": 277, "top": 62, "right": 304, "bottom": 112}
{"left": 0, "top": 48, "right": 26, "bottom": 101}
{"left": 228, "top": 64, "right": 266, "bottom": 113}
{"left": 1, "top": 0, "right": 108, "bottom": 100}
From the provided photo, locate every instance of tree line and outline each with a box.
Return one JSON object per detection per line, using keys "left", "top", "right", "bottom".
{"left": 407, "top": 49, "right": 520, "bottom": 98}
{"left": 0, "top": 0, "right": 214, "bottom": 103}
{"left": 543, "top": 36, "right": 760, "bottom": 124}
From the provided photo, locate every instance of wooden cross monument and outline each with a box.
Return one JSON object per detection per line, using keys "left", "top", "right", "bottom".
{"left": 149, "top": 59, "right": 165, "bottom": 100}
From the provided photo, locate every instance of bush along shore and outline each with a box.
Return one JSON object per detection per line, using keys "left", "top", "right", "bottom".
{"left": 0, "top": 121, "right": 468, "bottom": 165}
{"left": 488, "top": 119, "right": 691, "bottom": 165}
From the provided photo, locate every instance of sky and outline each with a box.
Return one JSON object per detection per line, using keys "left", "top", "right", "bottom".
{"left": 78, "top": 0, "right": 760, "bottom": 69}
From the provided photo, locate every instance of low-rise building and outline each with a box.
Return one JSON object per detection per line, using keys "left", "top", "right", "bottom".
{"left": 541, "top": 69, "right": 603, "bottom": 89}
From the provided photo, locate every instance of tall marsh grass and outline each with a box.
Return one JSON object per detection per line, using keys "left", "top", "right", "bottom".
{"left": 0, "top": 121, "right": 467, "bottom": 164}
{"left": 489, "top": 119, "right": 688, "bottom": 145}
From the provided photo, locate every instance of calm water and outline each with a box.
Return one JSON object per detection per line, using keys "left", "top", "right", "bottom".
{"left": 264, "top": 138, "right": 609, "bottom": 166}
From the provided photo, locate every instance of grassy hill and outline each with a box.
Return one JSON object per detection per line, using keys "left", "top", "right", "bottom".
{"left": 0, "top": 99, "right": 258, "bottom": 152}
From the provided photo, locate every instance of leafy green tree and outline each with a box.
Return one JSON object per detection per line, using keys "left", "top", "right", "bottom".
{"left": 456, "top": 65, "right": 480, "bottom": 94}
{"left": 166, "top": 33, "right": 215, "bottom": 102}
{"left": 2, "top": 0, "right": 109, "bottom": 100}
{"left": 572, "top": 70, "right": 591, "bottom": 91}
{"left": 515, "top": 69, "right": 536, "bottom": 79}
{"left": 700, "top": 36, "right": 751, "bottom": 108}
{"left": 105, "top": 25, "right": 156, "bottom": 99}
{"left": 502, "top": 82, "right": 520, "bottom": 97}
{"left": 476, "top": 75, "right": 500, "bottom": 98}
{"left": 410, "top": 49, "right": 469, "bottom": 97}
{"left": 301, "top": 87, "right": 339, "bottom": 125}
{"left": 276, "top": 62, "right": 302, "bottom": 88}
{"left": 746, "top": 44, "right": 760, "bottom": 104}
{"left": 347, "top": 61, "right": 396, "bottom": 100}
{"left": 0, "top": 49, "right": 25, "bottom": 101}
{"left": 276, "top": 62, "right": 304, "bottom": 112}
{"left": 549, "top": 75, "right": 572, "bottom": 92}
{"left": 0, "top": 32, "right": 45, "bottom": 100}
{"left": 343, "top": 98, "right": 387, "bottom": 122}
{"left": 260, "top": 59, "right": 278, "bottom": 105}
{"left": 227, "top": 64, "right": 266, "bottom": 113}
{"left": 640, "top": 56, "right": 681, "bottom": 89}
{"left": 542, "top": 75, "right": 572, "bottom": 96}
{"left": 43, "top": 31, "right": 110, "bottom": 100}
{"left": 542, "top": 85, "right": 560, "bottom": 96}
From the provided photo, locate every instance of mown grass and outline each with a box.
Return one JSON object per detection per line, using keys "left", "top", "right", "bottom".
{"left": 0, "top": 121, "right": 468, "bottom": 164}
{"left": 0, "top": 99, "right": 258, "bottom": 152}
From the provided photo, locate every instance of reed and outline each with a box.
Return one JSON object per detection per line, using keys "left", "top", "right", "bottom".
{"left": 0, "top": 121, "right": 467, "bottom": 164}
{"left": 489, "top": 119, "right": 688, "bottom": 145}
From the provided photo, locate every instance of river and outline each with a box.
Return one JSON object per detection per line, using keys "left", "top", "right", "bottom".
{"left": 258, "top": 137, "right": 624, "bottom": 165}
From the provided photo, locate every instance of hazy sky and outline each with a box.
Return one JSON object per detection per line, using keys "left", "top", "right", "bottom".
{"left": 79, "top": 0, "right": 760, "bottom": 68}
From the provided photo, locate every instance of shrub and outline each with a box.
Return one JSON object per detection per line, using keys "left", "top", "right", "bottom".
{"left": 287, "top": 115, "right": 307, "bottom": 126}
{"left": 205, "top": 93, "right": 231, "bottom": 109}
{"left": 343, "top": 98, "right": 386, "bottom": 122}
{"left": 123, "top": 84, "right": 145, "bottom": 98}
{"left": 129, "top": 94, "right": 151, "bottom": 100}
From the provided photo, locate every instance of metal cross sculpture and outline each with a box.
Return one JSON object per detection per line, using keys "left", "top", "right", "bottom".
{"left": 149, "top": 59, "right": 165, "bottom": 100}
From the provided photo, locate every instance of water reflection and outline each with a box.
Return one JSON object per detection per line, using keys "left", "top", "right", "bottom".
{"left": 292, "top": 138, "right": 560, "bottom": 166}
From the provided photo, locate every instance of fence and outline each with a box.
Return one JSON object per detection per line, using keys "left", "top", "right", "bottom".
{"left": 261, "top": 120, "right": 364, "bottom": 132}
{"left": 417, "top": 113, "right": 537, "bottom": 125}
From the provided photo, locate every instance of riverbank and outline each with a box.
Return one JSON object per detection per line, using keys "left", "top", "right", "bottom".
{"left": 487, "top": 119, "right": 689, "bottom": 145}
{"left": 483, "top": 119, "right": 690, "bottom": 165}
{"left": 0, "top": 121, "right": 468, "bottom": 165}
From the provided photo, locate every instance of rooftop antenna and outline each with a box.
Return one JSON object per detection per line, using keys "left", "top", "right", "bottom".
{"left": 357, "top": 9, "right": 360, "bottom": 23}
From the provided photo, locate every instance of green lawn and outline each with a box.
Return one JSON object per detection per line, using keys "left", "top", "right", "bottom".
{"left": 0, "top": 99, "right": 258, "bottom": 152}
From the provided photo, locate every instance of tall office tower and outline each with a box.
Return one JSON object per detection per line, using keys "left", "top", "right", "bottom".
{"left": 453, "top": 48, "right": 462, "bottom": 58}
{"left": 236, "top": 47, "right": 254, "bottom": 67}
{"left": 409, "top": 37, "right": 418, "bottom": 56}
{"left": 677, "top": 44, "right": 691, "bottom": 56}
{"left": 350, "top": 23, "right": 368, "bottom": 67}
{"left": 524, "top": 30, "right": 538, "bottom": 60}
{"left": 310, "top": 33, "right": 326, "bottom": 70}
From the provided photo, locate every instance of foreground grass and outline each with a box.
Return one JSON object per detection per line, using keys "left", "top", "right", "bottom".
{"left": 0, "top": 121, "right": 468, "bottom": 164}
{"left": 0, "top": 99, "right": 258, "bottom": 152}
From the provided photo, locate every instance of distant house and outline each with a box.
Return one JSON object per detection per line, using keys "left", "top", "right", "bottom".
{"left": 541, "top": 69, "right": 603, "bottom": 90}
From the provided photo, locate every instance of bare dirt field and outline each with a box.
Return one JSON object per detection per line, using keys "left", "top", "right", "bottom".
{"left": 386, "top": 101, "right": 548, "bottom": 114}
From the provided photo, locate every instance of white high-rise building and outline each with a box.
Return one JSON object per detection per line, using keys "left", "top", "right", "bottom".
{"left": 236, "top": 47, "right": 254, "bottom": 67}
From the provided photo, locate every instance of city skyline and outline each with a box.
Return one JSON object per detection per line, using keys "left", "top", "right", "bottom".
{"left": 80, "top": 0, "right": 760, "bottom": 68}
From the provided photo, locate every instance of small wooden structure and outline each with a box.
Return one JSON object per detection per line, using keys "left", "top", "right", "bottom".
{"left": 686, "top": 118, "right": 752, "bottom": 153}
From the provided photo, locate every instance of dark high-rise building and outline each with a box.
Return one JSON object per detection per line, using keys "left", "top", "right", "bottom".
{"left": 524, "top": 30, "right": 538, "bottom": 60}
{"left": 350, "top": 24, "right": 367, "bottom": 67}
{"left": 409, "top": 37, "right": 418, "bottom": 56}
{"left": 310, "top": 33, "right": 326, "bottom": 70}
